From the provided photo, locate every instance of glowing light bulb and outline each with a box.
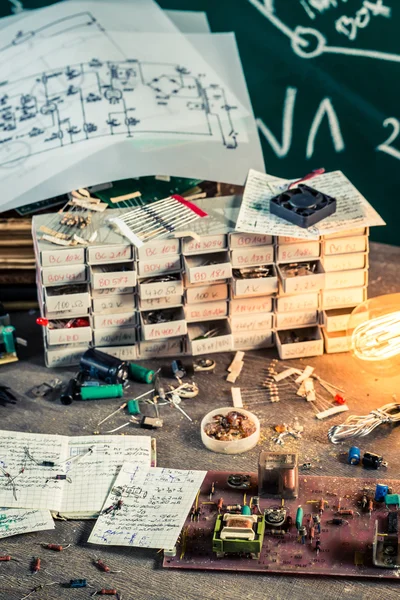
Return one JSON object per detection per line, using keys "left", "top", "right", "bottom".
{"left": 347, "top": 293, "right": 400, "bottom": 376}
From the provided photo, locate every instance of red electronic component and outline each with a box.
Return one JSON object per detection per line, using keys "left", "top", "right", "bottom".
{"left": 95, "top": 559, "right": 110, "bottom": 572}
{"left": 334, "top": 394, "right": 346, "bottom": 405}
{"left": 42, "top": 544, "right": 64, "bottom": 551}
{"left": 0, "top": 556, "right": 11, "bottom": 561}
{"left": 31, "top": 557, "right": 41, "bottom": 573}
{"left": 36, "top": 317, "right": 49, "bottom": 327}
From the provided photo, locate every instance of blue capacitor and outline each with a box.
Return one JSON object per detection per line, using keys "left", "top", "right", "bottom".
{"left": 375, "top": 484, "right": 389, "bottom": 502}
{"left": 348, "top": 446, "right": 361, "bottom": 465}
{"left": 295, "top": 506, "right": 304, "bottom": 531}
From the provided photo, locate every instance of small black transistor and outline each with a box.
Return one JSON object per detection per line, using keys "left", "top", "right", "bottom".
{"left": 362, "top": 452, "right": 387, "bottom": 470}
{"left": 270, "top": 184, "right": 336, "bottom": 228}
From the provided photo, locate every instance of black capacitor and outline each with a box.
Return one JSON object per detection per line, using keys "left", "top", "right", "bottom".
{"left": 60, "top": 377, "right": 80, "bottom": 405}
{"left": 172, "top": 360, "right": 186, "bottom": 380}
{"left": 362, "top": 452, "right": 385, "bottom": 470}
{"left": 80, "top": 348, "right": 128, "bottom": 384}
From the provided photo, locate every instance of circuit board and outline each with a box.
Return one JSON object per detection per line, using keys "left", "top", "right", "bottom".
{"left": 163, "top": 471, "right": 400, "bottom": 579}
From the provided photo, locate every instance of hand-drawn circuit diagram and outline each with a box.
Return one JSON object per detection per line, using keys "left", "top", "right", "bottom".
{"left": 0, "top": 58, "right": 240, "bottom": 168}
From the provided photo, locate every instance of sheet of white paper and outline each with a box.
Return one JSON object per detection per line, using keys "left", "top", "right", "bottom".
{"left": 0, "top": 508, "right": 54, "bottom": 540}
{"left": 165, "top": 10, "right": 210, "bottom": 33}
{"left": 235, "top": 169, "right": 386, "bottom": 239}
{"left": 59, "top": 435, "right": 152, "bottom": 516}
{"left": 1, "top": 33, "right": 263, "bottom": 210}
{"left": 0, "top": 431, "right": 68, "bottom": 510}
{"left": 0, "top": 430, "right": 152, "bottom": 513}
{"left": 88, "top": 463, "right": 206, "bottom": 549}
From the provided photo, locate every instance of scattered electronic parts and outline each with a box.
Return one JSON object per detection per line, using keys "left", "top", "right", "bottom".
{"left": 258, "top": 452, "right": 299, "bottom": 499}
{"left": 0, "top": 303, "right": 18, "bottom": 366}
{"left": 29, "top": 379, "right": 62, "bottom": 398}
{"left": 108, "top": 195, "right": 207, "bottom": 247}
{"left": 270, "top": 184, "right": 336, "bottom": 228}
{"left": 348, "top": 446, "right": 361, "bottom": 465}
{"left": 203, "top": 411, "right": 256, "bottom": 442}
{"left": 362, "top": 452, "right": 388, "bottom": 470}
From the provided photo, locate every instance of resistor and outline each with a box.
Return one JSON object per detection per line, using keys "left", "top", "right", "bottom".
{"left": 267, "top": 529, "right": 286, "bottom": 535}
{"left": 327, "top": 518, "right": 349, "bottom": 526}
{"left": 226, "top": 505, "right": 242, "bottom": 512}
{"left": 318, "top": 499, "right": 326, "bottom": 514}
{"left": 209, "top": 482, "right": 215, "bottom": 501}
{"left": 217, "top": 498, "right": 224, "bottom": 513}
{"left": 91, "top": 590, "right": 118, "bottom": 597}
{"left": 31, "top": 557, "right": 41, "bottom": 574}
{"left": 309, "top": 526, "right": 315, "bottom": 540}
{"left": 95, "top": 559, "right": 110, "bottom": 572}
{"left": 41, "top": 543, "right": 71, "bottom": 551}
{"left": 0, "top": 555, "right": 11, "bottom": 561}
{"left": 336, "top": 509, "right": 354, "bottom": 517}
{"left": 368, "top": 498, "right": 374, "bottom": 515}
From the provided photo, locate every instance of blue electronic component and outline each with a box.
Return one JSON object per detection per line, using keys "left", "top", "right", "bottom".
{"left": 348, "top": 446, "right": 361, "bottom": 465}
{"left": 374, "top": 484, "right": 389, "bottom": 502}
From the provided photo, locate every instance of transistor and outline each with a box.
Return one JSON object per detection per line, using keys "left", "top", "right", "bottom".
{"left": 46, "top": 474, "right": 72, "bottom": 483}
{"left": 362, "top": 452, "right": 388, "bottom": 470}
{"left": 132, "top": 416, "right": 163, "bottom": 429}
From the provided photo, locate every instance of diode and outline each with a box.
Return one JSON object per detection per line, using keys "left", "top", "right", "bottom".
{"left": 41, "top": 543, "right": 71, "bottom": 551}
{"left": 315, "top": 540, "right": 321, "bottom": 555}
{"left": 69, "top": 579, "right": 89, "bottom": 588}
{"left": 31, "top": 557, "right": 41, "bottom": 574}
{"left": 209, "top": 481, "right": 215, "bottom": 501}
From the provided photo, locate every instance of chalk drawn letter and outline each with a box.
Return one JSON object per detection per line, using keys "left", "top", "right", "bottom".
{"left": 256, "top": 87, "right": 297, "bottom": 157}
{"left": 306, "top": 97, "right": 345, "bottom": 158}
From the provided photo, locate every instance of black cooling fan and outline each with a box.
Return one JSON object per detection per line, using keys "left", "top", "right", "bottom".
{"left": 270, "top": 184, "right": 336, "bottom": 228}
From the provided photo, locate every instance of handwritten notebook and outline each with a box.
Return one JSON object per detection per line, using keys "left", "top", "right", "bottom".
{"left": 0, "top": 508, "right": 54, "bottom": 540}
{"left": 0, "top": 431, "right": 152, "bottom": 518}
{"left": 235, "top": 169, "right": 385, "bottom": 239}
{"left": 88, "top": 463, "right": 206, "bottom": 550}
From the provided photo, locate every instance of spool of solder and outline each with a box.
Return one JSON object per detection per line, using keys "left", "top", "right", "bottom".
{"left": 80, "top": 384, "right": 123, "bottom": 401}
{"left": 129, "top": 363, "right": 155, "bottom": 384}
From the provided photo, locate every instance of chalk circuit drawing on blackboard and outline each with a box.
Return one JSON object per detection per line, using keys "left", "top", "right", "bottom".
{"left": 0, "top": 59, "right": 240, "bottom": 168}
{"left": 248, "top": 0, "right": 400, "bottom": 63}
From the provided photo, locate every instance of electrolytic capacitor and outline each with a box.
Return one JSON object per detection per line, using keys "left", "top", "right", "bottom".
{"left": 129, "top": 363, "right": 155, "bottom": 384}
{"left": 375, "top": 484, "right": 389, "bottom": 502}
{"left": 348, "top": 446, "right": 361, "bottom": 465}
{"left": 80, "top": 348, "right": 128, "bottom": 384}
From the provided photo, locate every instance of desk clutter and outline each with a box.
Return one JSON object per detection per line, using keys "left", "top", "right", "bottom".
{"left": 31, "top": 172, "right": 378, "bottom": 369}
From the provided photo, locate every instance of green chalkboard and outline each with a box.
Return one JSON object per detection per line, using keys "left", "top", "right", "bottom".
{"left": 2, "top": 0, "right": 399, "bottom": 245}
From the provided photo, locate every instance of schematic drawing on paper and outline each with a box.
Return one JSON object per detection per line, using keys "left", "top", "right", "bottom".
{"left": 0, "top": 58, "right": 240, "bottom": 168}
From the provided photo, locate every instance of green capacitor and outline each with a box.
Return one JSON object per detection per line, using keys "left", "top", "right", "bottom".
{"left": 127, "top": 399, "right": 141, "bottom": 415}
{"left": 80, "top": 384, "right": 123, "bottom": 401}
{"left": 2, "top": 326, "right": 16, "bottom": 354}
{"left": 129, "top": 363, "right": 155, "bottom": 384}
{"left": 295, "top": 506, "right": 304, "bottom": 531}
{"left": 241, "top": 505, "right": 251, "bottom": 516}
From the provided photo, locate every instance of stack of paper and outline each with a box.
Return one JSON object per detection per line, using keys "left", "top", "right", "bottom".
{"left": 0, "top": 0, "right": 264, "bottom": 214}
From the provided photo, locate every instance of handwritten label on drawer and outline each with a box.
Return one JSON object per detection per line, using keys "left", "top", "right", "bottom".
{"left": 323, "top": 330, "right": 351, "bottom": 353}
{"left": 88, "top": 245, "right": 132, "bottom": 264}
{"left": 92, "top": 294, "right": 135, "bottom": 313}
{"left": 276, "top": 292, "right": 319, "bottom": 313}
{"left": 185, "top": 283, "right": 228, "bottom": 304}
{"left": 42, "top": 265, "right": 86, "bottom": 286}
{"left": 101, "top": 345, "right": 139, "bottom": 361}
{"left": 138, "top": 278, "right": 183, "bottom": 299}
{"left": 277, "top": 241, "right": 320, "bottom": 262}
{"left": 47, "top": 326, "right": 92, "bottom": 346}
{"left": 321, "top": 287, "right": 366, "bottom": 309}
{"left": 322, "top": 252, "right": 367, "bottom": 272}
{"left": 324, "top": 269, "right": 367, "bottom": 290}
{"left": 230, "top": 233, "right": 273, "bottom": 248}
{"left": 185, "top": 301, "right": 228, "bottom": 322}
{"left": 139, "top": 338, "right": 184, "bottom": 359}
{"left": 46, "top": 291, "right": 90, "bottom": 313}
{"left": 137, "top": 239, "right": 180, "bottom": 260}
{"left": 233, "top": 275, "right": 278, "bottom": 297}
{"left": 93, "top": 327, "right": 137, "bottom": 347}
{"left": 275, "top": 310, "right": 319, "bottom": 329}
{"left": 231, "top": 245, "right": 274, "bottom": 267}
{"left": 323, "top": 227, "right": 366, "bottom": 239}
{"left": 91, "top": 287, "right": 134, "bottom": 297}
{"left": 190, "top": 334, "right": 233, "bottom": 356}
{"left": 138, "top": 256, "right": 181, "bottom": 277}
{"left": 230, "top": 296, "right": 273, "bottom": 315}
{"left": 233, "top": 331, "right": 273, "bottom": 350}
{"left": 182, "top": 234, "right": 226, "bottom": 255}
{"left": 91, "top": 265, "right": 136, "bottom": 290}
{"left": 140, "top": 295, "right": 183, "bottom": 310}
{"left": 187, "top": 263, "right": 232, "bottom": 284}
{"left": 46, "top": 345, "right": 87, "bottom": 367}
{"left": 230, "top": 313, "right": 273, "bottom": 332}
{"left": 93, "top": 312, "right": 136, "bottom": 329}
{"left": 324, "top": 236, "right": 367, "bottom": 255}
{"left": 41, "top": 247, "right": 85, "bottom": 267}
{"left": 141, "top": 317, "right": 187, "bottom": 341}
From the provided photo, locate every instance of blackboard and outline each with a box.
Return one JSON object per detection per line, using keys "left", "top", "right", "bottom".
{"left": 2, "top": 0, "right": 399, "bottom": 245}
